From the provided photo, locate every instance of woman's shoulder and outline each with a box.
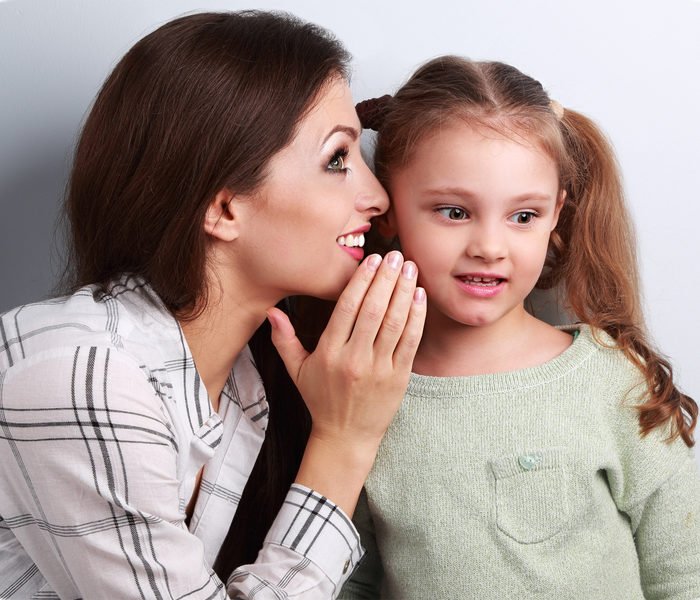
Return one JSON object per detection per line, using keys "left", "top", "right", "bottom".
{"left": 1, "top": 275, "right": 200, "bottom": 438}
{"left": 0, "top": 340, "right": 167, "bottom": 411}
{"left": 1, "top": 274, "right": 179, "bottom": 374}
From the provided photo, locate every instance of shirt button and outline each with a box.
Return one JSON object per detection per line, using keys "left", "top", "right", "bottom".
{"left": 518, "top": 454, "right": 540, "bottom": 471}
{"left": 342, "top": 559, "right": 351, "bottom": 575}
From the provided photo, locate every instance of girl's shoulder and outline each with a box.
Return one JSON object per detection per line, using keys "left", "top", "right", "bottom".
{"left": 563, "top": 325, "right": 694, "bottom": 488}
{"left": 554, "top": 325, "right": 674, "bottom": 419}
{"left": 559, "top": 323, "right": 635, "bottom": 367}
{"left": 565, "top": 325, "right": 670, "bottom": 427}
{"left": 528, "top": 321, "right": 637, "bottom": 382}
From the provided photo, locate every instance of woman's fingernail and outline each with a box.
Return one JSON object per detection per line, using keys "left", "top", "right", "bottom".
{"left": 386, "top": 251, "right": 402, "bottom": 270}
{"left": 402, "top": 261, "right": 417, "bottom": 279}
{"left": 413, "top": 287, "right": 426, "bottom": 304}
{"left": 366, "top": 254, "right": 382, "bottom": 271}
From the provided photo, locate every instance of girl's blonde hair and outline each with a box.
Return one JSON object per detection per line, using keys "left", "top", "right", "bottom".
{"left": 368, "top": 55, "right": 697, "bottom": 447}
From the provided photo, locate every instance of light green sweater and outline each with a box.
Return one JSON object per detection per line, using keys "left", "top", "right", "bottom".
{"left": 340, "top": 325, "right": 700, "bottom": 600}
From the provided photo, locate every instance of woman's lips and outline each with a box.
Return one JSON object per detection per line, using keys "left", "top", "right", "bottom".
{"left": 337, "top": 224, "right": 370, "bottom": 261}
{"left": 341, "top": 246, "right": 365, "bottom": 260}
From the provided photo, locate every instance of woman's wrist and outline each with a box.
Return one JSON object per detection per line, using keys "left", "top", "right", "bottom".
{"left": 294, "top": 432, "right": 381, "bottom": 517}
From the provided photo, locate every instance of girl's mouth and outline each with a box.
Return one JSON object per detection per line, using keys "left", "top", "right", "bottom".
{"left": 455, "top": 274, "right": 507, "bottom": 297}
{"left": 459, "top": 275, "right": 503, "bottom": 287}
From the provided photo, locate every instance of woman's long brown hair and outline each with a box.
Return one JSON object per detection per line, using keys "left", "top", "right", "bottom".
{"left": 368, "top": 56, "right": 696, "bottom": 447}
{"left": 60, "top": 10, "right": 349, "bottom": 578}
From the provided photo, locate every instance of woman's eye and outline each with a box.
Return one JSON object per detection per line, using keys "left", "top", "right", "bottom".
{"left": 437, "top": 207, "right": 468, "bottom": 220}
{"left": 327, "top": 149, "right": 348, "bottom": 172}
{"left": 509, "top": 211, "right": 536, "bottom": 225}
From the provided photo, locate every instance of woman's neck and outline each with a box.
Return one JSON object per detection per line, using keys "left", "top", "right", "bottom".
{"left": 413, "top": 307, "right": 572, "bottom": 377}
{"left": 178, "top": 278, "right": 275, "bottom": 413}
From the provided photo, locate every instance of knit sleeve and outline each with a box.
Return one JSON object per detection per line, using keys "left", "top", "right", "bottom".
{"left": 338, "top": 488, "right": 383, "bottom": 599}
{"left": 632, "top": 456, "right": 700, "bottom": 599}
{"left": 605, "top": 375, "right": 700, "bottom": 600}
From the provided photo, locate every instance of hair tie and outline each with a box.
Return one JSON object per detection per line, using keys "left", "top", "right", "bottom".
{"left": 355, "top": 94, "right": 393, "bottom": 131}
{"left": 549, "top": 99, "right": 565, "bottom": 120}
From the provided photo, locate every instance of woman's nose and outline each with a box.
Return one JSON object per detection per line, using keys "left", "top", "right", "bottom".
{"left": 355, "top": 159, "right": 389, "bottom": 216}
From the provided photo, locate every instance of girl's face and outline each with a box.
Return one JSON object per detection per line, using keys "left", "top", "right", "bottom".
{"left": 386, "top": 122, "right": 563, "bottom": 332}
{"left": 233, "top": 78, "right": 388, "bottom": 302}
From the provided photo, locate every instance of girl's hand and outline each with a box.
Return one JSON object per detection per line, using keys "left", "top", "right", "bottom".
{"left": 267, "top": 251, "right": 426, "bottom": 514}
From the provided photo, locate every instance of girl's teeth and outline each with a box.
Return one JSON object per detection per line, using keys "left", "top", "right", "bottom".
{"left": 464, "top": 276, "right": 500, "bottom": 286}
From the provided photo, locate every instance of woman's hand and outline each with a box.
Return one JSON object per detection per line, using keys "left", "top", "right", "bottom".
{"left": 267, "top": 251, "right": 426, "bottom": 514}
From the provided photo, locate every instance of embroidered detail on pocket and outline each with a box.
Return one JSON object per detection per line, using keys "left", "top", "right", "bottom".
{"left": 490, "top": 448, "right": 570, "bottom": 544}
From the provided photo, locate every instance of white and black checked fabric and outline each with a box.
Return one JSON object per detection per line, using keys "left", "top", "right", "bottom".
{"left": 0, "top": 275, "right": 363, "bottom": 599}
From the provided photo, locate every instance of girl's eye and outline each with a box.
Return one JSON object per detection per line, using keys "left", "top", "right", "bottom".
{"left": 509, "top": 211, "right": 536, "bottom": 225}
{"left": 327, "top": 148, "right": 349, "bottom": 173}
{"left": 437, "top": 207, "right": 468, "bottom": 220}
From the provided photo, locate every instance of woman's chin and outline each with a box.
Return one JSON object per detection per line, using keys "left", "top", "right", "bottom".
{"left": 311, "top": 275, "right": 354, "bottom": 302}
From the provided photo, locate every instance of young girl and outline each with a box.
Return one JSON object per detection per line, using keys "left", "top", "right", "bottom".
{"left": 342, "top": 56, "right": 700, "bottom": 599}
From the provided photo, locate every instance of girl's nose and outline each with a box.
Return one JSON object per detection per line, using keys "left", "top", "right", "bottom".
{"left": 466, "top": 222, "right": 507, "bottom": 262}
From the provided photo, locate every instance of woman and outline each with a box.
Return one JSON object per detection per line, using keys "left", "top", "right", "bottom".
{"left": 0, "top": 11, "right": 425, "bottom": 599}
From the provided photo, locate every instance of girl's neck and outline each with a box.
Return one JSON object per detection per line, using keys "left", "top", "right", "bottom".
{"left": 413, "top": 306, "right": 572, "bottom": 377}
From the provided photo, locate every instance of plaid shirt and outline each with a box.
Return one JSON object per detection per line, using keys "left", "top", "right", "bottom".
{"left": 0, "top": 275, "right": 362, "bottom": 599}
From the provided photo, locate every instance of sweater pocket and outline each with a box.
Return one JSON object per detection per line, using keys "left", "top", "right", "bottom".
{"left": 490, "top": 447, "right": 570, "bottom": 544}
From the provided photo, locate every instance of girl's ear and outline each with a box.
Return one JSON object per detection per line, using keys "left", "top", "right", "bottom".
{"left": 375, "top": 209, "right": 398, "bottom": 238}
{"left": 204, "top": 189, "right": 240, "bottom": 242}
{"left": 551, "top": 189, "right": 567, "bottom": 230}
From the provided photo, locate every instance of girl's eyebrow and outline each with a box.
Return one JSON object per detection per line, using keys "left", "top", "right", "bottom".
{"left": 322, "top": 125, "right": 359, "bottom": 145}
{"left": 510, "top": 193, "right": 554, "bottom": 203}
{"left": 421, "top": 186, "right": 478, "bottom": 198}
{"left": 422, "top": 187, "right": 554, "bottom": 203}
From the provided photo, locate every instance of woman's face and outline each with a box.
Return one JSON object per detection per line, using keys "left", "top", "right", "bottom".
{"left": 234, "top": 78, "right": 389, "bottom": 302}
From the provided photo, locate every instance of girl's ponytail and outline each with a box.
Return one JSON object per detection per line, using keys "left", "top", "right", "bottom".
{"left": 552, "top": 109, "right": 697, "bottom": 447}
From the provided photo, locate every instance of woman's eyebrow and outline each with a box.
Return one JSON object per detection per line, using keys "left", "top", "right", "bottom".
{"left": 322, "top": 125, "right": 360, "bottom": 145}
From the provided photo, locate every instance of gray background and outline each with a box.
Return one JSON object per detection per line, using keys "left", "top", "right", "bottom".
{"left": 1, "top": 0, "right": 698, "bottom": 419}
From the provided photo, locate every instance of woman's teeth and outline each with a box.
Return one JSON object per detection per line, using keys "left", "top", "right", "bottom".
{"left": 337, "top": 233, "right": 365, "bottom": 248}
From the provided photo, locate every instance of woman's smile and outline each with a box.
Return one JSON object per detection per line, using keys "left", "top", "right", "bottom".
{"left": 337, "top": 223, "right": 371, "bottom": 260}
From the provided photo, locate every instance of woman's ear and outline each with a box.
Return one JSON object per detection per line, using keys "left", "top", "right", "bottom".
{"left": 375, "top": 209, "right": 398, "bottom": 238}
{"left": 204, "top": 189, "right": 240, "bottom": 242}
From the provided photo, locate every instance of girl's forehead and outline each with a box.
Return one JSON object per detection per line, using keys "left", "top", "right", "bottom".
{"left": 402, "top": 121, "right": 556, "bottom": 169}
{"left": 387, "top": 121, "right": 561, "bottom": 200}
